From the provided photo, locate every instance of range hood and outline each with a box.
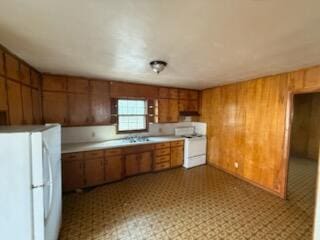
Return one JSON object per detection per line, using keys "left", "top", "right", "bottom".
{"left": 179, "top": 111, "right": 200, "bottom": 116}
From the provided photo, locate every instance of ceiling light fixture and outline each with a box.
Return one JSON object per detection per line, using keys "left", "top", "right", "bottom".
{"left": 150, "top": 60, "right": 167, "bottom": 74}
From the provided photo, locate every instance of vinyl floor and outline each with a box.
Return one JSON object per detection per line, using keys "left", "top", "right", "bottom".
{"left": 59, "top": 157, "right": 317, "bottom": 239}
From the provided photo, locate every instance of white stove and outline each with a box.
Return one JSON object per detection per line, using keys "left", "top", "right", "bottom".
{"left": 175, "top": 127, "right": 207, "bottom": 169}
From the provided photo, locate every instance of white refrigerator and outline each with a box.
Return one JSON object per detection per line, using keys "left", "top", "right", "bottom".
{"left": 0, "top": 124, "right": 62, "bottom": 240}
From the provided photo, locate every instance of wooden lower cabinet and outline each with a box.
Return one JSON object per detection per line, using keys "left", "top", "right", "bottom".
{"left": 139, "top": 152, "right": 153, "bottom": 173}
{"left": 62, "top": 141, "right": 185, "bottom": 191}
{"left": 62, "top": 160, "right": 85, "bottom": 191}
{"left": 125, "top": 154, "right": 140, "bottom": 176}
{"left": 105, "top": 155, "right": 123, "bottom": 182}
{"left": 84, "top": 158, "right": 104, "bottom": 187}
{"left": 171, "top": 146, "right": 184, "bottom": 167}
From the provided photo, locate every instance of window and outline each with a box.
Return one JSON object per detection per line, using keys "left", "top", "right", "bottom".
{"left": 117, "top": 99, "right": 147, "bottom": 132}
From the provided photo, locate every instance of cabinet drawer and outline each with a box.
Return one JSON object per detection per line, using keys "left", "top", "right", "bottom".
{"left": 154, "top": 161, "right": 170, "bottom": 171}
{"left": 155, "top": 148, "right": 170, "bottom": 156}
{"left": 155, "top": 155, "right": 170, "bottom": 164}
{"left": 155, "top": 142, "right": 170, "bottom": 149}
{"left": 123, "top": 144, "right": 154, "bottom": 154}
{"left": 84, "top": 150, "right": 104, "bottom": 159}
{"left": 105, "top": 148, "right": 122, "bottom": 157}
{"left": 170, "top": 141, "right": 184, "bottom": 147}
{"left": 62, "top": 152, "right": 84, "bottom": 161}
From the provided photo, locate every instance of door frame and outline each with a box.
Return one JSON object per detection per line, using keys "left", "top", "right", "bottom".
{"left": 281, "top": 86, "right": 320, "bottom": 199}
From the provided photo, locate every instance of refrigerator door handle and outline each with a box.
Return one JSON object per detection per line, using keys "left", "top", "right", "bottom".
{"left": 43, "top": 140, "right": 54, "bottom": 222}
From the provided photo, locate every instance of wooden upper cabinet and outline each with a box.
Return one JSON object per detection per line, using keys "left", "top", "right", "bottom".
{"left": 159, "top": 87, "right": 169, "bottom": 98}
{"left": 105, "top": 155, "right": 123, "bottom": 182}
{"left": 159, "top": 87, "right": 178, "bottom": 99}
{"left": 90, "top": 80, "right": 110, "bottom": 94}
{"left": 7, "top": 80, "right": 23, "bottom": 124}
{"left": 32, "top": 89, "right": 42, "bottom": 124}
{"left": 110, "top": 82, "right": 158, "bottom": 99}
{"left": 168, "top": 99, "right": 179, "bottom": 122}
{"left": 171, "top": 146, "right": 184, "bottom": 167}
{"left": 0, "top": 49, "right": 5, "bottom": 76}
{"left": 20, "top": 64, "right": 31, "bottom": 86}
{"left": 139, "top": 152, "right": 153, "bottom": 173}
{"left": 31, "top": 70, "right": 41, "bottom": 89}
{"left": 43, "top": 91, "right": 68, "bottom": 124}
{"left": 158, "top": 98, "right": 168, "bottom": 123}
{"left": 42, "top": 75, "right": 67, "bottom": 91}
{"left": 178, "top": 89, "right": 189, "bottom": 99}
{"left": 68, "top": 93, "right": 90, "bottom": 125}
{"left": 169, "top": 88, "right": 178, "bottom": 99}
{"left": 5, "top": 53, "right": 19, "bottom": 81}
{"left": 189, "top": 90, "right": 198, "bottom": 100}
{"left": 91, "top": 94, "right": 111, "bottom": 125}
{"left": 67, "top": 77, "right": 89, "bottom": 93}
{"left": 21, "top": 86, "right": 33, "bottom": 124}
{"left": 178, "top": 89, "right": 198, "bottom": 100}
{"left": 84, "top": 158, "right": 104, "bottom": 187}
{"left": 179, "top": 99, "right": 188, "bottom": 112}
{"left": 0, "top": 76, "right": 7, "bottom": 111}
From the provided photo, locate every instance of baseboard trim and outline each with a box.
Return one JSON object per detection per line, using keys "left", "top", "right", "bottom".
{"left": 208, "top": 163, "right": 282, "bottom": 199}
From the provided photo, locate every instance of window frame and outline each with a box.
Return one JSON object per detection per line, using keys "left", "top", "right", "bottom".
{"left": 116, "top": 98, "right": 149, "bottom": 133}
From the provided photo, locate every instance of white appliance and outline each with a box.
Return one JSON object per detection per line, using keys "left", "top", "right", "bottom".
{"left": 175, "top": 126, "right": 207, "bottom": 169}
{"left": 0, "top": 124, "right": 62, "bottom": 240}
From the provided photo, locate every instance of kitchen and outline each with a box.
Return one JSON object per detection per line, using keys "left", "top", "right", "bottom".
{"left": 1, "top": 1, "right": 320, "bottom": 239}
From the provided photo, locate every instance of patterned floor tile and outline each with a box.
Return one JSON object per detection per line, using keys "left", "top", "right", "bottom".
{"left": 59, "top": 157, "right": 316, "bottom": 240}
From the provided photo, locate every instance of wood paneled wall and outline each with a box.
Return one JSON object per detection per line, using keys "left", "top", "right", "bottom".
{"left": 0, "top": 46, "right": 42, "bottom": 125}
{"left": 291, "top": 93, "right": 320, "bottom": 160}
{"left": 201, "top": 66, "right": 320, "bottom": 197}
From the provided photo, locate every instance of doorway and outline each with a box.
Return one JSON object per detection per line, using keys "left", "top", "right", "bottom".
{"left": 287, "top": 92, "right": 320, "bottom": 238}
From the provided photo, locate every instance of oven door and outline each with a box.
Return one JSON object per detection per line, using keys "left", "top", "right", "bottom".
{"left": 187, "top": 137, "right": 207, "bottom": 158}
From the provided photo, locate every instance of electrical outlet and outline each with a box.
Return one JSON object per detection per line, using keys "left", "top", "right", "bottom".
{"left": 234, "top": 162, "right": 239, "bottom": 168}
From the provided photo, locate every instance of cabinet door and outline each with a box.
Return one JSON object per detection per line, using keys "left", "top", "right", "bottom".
{"left": 0, "top": 76, "right": 7, "bottom": 111}
{"left": 31, "top": 70, "right": 41, "bottom": 89}
{"left": 139, "top": 152, "right": 152, "bottom": 173}
{"left": 21, "top": 86, "right": 33, "bottom": 124}
{"left": 188, "top": 100, "right": 198, "bottom": 111}
{"left": 179, "top": 99, "right": 188, "bottom": 112}
{"left": 158, "top": 98, "right": 168, "bottom": 123}
{"left": 84, "top": 158, "right": 104, "bottom": 187}
{"left": 42, "top": 75, "right": 67, "bottom": 91}
{"left": 5, "top": 53, "right": 19, "bottom": 81}
{"left": 67, "top": 77, "right": 89, "bottom": 93}
{"left": 0, "top": 49, "right": 4, "bottom": 75}
{"left": 168, "top": 88, "right": 178, "bottom": 99}
{"left": 168, "top": 99, "right": 179, "bottom": 122}
{"left": 32, "top": 89, "right": 42, "bottom": 124}
{"left": 159, "top": 87, "right": 169, "bottom": 98}
{"left": 7, "top": 80, "right": 23, "bottom": 124}
{"left": 105, "top": 155, "right": 123, "bottom": 182}
{"left": 125, "top": 154, "right": 139, "bottom": 176}
{"left": 171, "top": 146, "right": 184, "bottom": 167}
{"left": 20, "top": 64, "right": 31, "bottom": 86}
{"left": 68, "top": 93, "right": 90, "bottom": 125}
{"left": 91, "top": 94, "right": 111, "bottom": 124}
{"left": 62, "top": 160, "right": 84, "bottom": 191}
{"left": 43, "top": 91, "right": 68, "bottom": 124}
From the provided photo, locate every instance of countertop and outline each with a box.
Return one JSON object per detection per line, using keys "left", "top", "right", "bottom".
{"left": 62, "top": 135, "right": 185, "bottom": 154}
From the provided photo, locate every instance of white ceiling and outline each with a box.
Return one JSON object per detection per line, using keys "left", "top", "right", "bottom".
{"left": 0, "top": 0, "right": 320, "bottom": 89}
